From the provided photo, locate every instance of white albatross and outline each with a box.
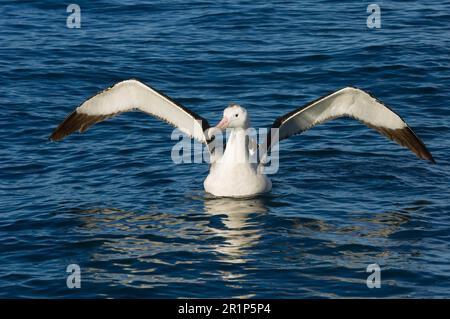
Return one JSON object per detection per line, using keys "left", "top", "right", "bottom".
{"left": 50, "top": 79, "right": 435, "bottom": 197}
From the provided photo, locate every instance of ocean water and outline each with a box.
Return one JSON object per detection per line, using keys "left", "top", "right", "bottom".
{"left": 1, "top": 0, "right": 450, "bottom": 298}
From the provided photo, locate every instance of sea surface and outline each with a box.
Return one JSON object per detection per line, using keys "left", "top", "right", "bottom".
{"left": 1, "top": 0, "right": 449, "bottom": 298}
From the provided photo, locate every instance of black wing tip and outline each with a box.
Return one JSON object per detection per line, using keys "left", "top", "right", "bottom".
{"left": 49, "top": 111, "right": 101, "bottom": 142}
{"left": 393, "top": 126, "right": 436, "bottom": 165}
{"left": 49, "top": 129, "right": 66, "bottom": 142}
{"left": 48, "top": 123, "right": 69, "bottom": 142}
{"left": 48, "top": 111, "right": 78, "bottom": 142}
{"left": 423, "top": 152, "right": 436, "bottom": 164}
{"left": 48, "top": 130, "right": 67, "bottom": 142}
{"left": 419, "top": 150, "right": 436, "bottom": 164}
{"left": 402, "top": 126, "right": 436, "bottom": 164}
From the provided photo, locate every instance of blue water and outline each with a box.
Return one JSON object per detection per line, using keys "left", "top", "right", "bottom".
{"left": 1, "top": 0, "right": 450, "bottom": 298}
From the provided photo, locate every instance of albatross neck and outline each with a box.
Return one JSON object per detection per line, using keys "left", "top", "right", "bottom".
{"left": 223, "top": 128, "right": 251, "bottom": 163}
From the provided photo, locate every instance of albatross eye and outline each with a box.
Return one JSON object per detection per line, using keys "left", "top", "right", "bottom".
{"left": 235, "top": 114, "right": 239, "bottom": 117}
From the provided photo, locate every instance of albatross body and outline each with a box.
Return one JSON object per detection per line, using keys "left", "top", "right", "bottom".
{"left": 204, "top": 125, "right": 272, "bottom": 197}
{"left": 50, "top": 79, "right": 435, "bottom": 198}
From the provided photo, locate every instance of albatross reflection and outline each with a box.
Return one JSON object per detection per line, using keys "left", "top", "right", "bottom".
{"left": 203, "top": 196, "right": 267, "bottom": 264}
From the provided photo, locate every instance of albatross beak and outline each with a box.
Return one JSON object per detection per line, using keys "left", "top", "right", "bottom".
{"left": 215, "top": 117, "right": 229, "bottom": 130}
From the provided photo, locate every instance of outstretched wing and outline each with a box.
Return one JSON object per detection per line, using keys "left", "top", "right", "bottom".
{"left": 261, "top": 87, "right": 435, "bottom": 163}
{"left": 49, "top": 79, "right": 211, "bottom": 144}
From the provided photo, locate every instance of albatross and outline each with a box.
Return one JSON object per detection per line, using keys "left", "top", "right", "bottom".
{"left": 50, "top": 79, "right": 435, "bottom": 197}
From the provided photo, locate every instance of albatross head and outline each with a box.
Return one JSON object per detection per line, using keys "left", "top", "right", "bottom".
{"left": 215, "top": 104, "right": 249, "bottom": 130}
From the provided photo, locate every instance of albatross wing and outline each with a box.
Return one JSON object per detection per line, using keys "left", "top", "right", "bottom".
{"left": 49, "top": 79, "right": 211, "bottom": 144}
{"left": 262, "top": 87, "right": 435, "bottom": 163}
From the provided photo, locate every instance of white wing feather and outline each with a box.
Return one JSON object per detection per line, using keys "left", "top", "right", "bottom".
{"left": 50, "top": 79, "right": 210, "bottom": 143}
{"left": 262, "top": 87, "right": 434, "bottom": 163}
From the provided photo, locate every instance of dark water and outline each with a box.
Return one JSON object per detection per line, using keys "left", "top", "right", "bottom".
{"left": 1, "top": 0, "right": 450, "bottom": 298}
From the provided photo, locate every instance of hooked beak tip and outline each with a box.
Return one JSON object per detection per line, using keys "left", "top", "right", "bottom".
{"left": 215, "top": 117, "right": 229, "bottom": 130}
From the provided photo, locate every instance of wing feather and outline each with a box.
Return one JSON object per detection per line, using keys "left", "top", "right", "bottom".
{"left": 262, "top": 87, "right": 435, "bottom": 163}
{"left": 49, "top": 79, "right": 211, "bottom": 145}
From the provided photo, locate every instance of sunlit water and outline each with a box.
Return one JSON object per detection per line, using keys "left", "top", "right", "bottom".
{"left": 1, "top": 0, "right": 450, "bottom": 298}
